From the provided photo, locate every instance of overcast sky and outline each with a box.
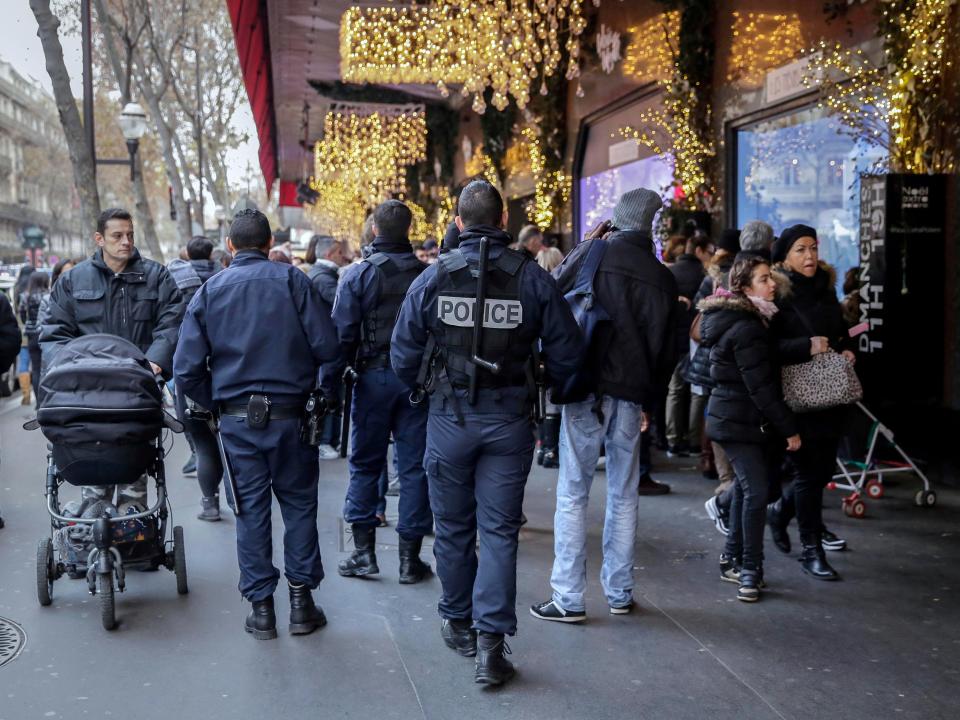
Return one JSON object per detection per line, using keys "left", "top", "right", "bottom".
{"left": 1, "top": 2, "right": 259, "bottom": 191}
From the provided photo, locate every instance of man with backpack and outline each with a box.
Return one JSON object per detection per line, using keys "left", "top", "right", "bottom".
{"left": 531, "top": 187, "right": 679, "bottom": 623}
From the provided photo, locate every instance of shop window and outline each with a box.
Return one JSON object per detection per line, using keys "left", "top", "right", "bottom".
{"left": 734, "top": 105, "right": 887, "bottom": 293}
{"left": 579, "top": 154, "right": 675, "bottom": 240}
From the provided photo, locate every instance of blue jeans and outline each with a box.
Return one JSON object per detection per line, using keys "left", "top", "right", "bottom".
{"left": 551, "top": 395, "right": 642, "bottom": 612}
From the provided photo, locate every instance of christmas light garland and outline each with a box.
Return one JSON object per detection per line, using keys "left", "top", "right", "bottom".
{"left": 727, "top": 12, "right": 804, "bottom": 86}
{"left": 339, "top": 1, "right": 591, "bottom": 113}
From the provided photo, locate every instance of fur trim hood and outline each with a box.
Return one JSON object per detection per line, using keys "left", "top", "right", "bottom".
{"left": 697, "top": 292, "right": 763, "bottom": 318}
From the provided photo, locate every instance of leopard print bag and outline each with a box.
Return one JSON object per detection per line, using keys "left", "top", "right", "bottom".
{"left": 781, "top": 351, "right": 862, "bottom": 412}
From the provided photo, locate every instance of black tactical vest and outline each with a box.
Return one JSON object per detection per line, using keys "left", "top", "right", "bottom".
{"left": 431, "top": 246, "right": 535, "bottom": 388}
{"left": 361, "top": 253, "right": 426, "bottom": 360}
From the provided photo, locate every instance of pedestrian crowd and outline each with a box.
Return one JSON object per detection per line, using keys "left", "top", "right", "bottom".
{"left": 15, "top": 178, "right": 862, "bottom": 687}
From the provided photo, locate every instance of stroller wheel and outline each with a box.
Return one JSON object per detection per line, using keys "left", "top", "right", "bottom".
{"left": 915, "top": 489, "right": 937, "bottom": 508}
{"left": 99, "top": 573, "right": 116, "bottom": 631}
{"left": 37, "top": 538, "right": 54, "bottom": 606}
{"left": 173, "top": 526, "right": 188, "bottom": 595}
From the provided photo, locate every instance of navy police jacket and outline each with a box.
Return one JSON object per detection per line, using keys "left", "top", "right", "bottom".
{"left": 390, "top": 225, "right": 583, "bottom": 407}
{"left": 322, "top": 237, "right": 424, "bottom": 388}
{"left": 174, "top": 249, "right": 339, "bottom": 410}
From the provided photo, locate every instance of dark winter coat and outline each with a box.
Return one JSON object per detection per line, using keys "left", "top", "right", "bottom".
{"left": 553, "top": 230, "right": 679, "bottom": 405}
{"left": 684, "top": 257, "right": 734, "bottom": 388}
{"left": 0, "top": 292, "right": 21, "bottom": 371}
{"left": 308, "top": 259, "right": 340, "bottom": 306}
{"left": 771, "top": 261, "right": 852, "bottom": 438}
{"left": 670, "top": 253, "right": 705, "bottom": 356}
{"left": 699, "top": 293, "right": 797, "bottom": 444}
{"left": 40, "top": 249, "right": 184, "bottom": 378}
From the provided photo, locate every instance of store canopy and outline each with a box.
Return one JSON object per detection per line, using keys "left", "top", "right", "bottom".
{"left": 226, "top": 0, "right": 443, "bottom": 193}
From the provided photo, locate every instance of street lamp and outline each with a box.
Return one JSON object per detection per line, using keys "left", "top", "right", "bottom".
{"left": 117, "top": 102, "right": 147, "bottom": 181}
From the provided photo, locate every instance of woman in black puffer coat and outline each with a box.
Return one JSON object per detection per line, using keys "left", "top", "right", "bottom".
{"left": 767, "top": 225, "right": 856, "bottom": 581}
{"left": 699, "top": 255, "right": 800, "bottom": 603}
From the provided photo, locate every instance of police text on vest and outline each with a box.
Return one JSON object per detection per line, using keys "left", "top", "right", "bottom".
{"left": 437, "top": 296, "right": 524, "bottom": 329}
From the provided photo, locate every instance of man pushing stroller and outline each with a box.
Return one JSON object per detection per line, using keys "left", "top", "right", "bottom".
{"left": 40, "top": 208, "right": 184, "bottom": 512}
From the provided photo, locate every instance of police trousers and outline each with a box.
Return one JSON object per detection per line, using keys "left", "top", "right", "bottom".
{"left": 344, "top": 367, "right": 431, "bottom": 539}
{"left": 424, "top": 408, "right": 535, "bottom": 636}
{"left": 220, "top": 416, "right": 323, "bottom": 601}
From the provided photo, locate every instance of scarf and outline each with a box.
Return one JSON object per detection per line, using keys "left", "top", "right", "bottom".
{"left": 748, "top": 294, "right": 779, "bottom": 321}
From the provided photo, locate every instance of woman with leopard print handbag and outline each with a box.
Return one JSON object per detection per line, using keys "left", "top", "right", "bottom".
{"left": 767, "top": 225, "right": 857, "bottom": 581}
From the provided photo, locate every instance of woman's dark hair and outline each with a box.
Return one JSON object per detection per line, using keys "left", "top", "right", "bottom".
{"left": 51, "top": 258, "right": 77, "bottom": 285}
{"left": 729, "top": 255, "right": 770, "bottom": 294}
{"left": 27, "top": 271, "right": 50, "bottom": 295}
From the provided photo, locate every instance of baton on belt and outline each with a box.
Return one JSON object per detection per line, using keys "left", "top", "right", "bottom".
{"left": 206, "top": 415, "right": 240, "bottom": 516}
{"left": 468, "top": 237, "right": 501, "bottom": 405}
{"left": 339, "top": 367, "right": 357, "bottom": 458}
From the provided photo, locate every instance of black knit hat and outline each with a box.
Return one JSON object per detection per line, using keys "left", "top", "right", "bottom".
{"left": 772, "top": 224, "right": 817, "bottom": 263}
{"left": 716, "top": 228, "right": 741, "bottom": 254}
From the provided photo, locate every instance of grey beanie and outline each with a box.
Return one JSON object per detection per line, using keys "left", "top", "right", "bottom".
{"left": 612, "top": 188, "right": 663, "bottom": 234}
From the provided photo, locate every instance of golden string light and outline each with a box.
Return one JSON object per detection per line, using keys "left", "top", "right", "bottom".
{"left": 803, "top": 0, "right": 958, "bottom": 174}
{"left": 520, "top": 126, "right": 570, "bottom": 230}
{"left": 339, "top": 1, "right": 591, "bottom": 113}
{"left": 615, "top": 11, "right": 715, "bottom": 210}
{"left": 308, "top": 104, "right": 428, "bottom": 241}
{"left": 464, "top": 146, "right": 501, "bottom": 187}
{"left": 621, "top": 11, "right": 679, "bottom": 84}
{"left": 727, "top": 12, "right": 804, "bottom": 86}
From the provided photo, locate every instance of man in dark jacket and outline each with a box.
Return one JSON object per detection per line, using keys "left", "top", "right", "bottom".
{"left": 168, "top": 235, "right": 223, "bottom": 516}
{"left": 306, "top": 234, "right": 350, "bottom": 460}
{"left": 531, "top": 187, "right": 678, "bottom": 625}
{"left": 40, "top": 208, "right": 183, "bottom": 509}
{"left": 665, "top": 233, "right": 713, "bottom": 456}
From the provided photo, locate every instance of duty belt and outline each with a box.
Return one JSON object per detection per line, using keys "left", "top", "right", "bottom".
{"left": 356, "top": 354, "right": 392, "bottom": 372}
{"left": 220, "top": 403, "right": 303, "bottom": 419}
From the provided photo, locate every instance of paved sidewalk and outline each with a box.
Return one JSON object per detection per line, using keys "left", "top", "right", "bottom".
{"left": 0, "top": 397, "right": 957, "bottom": 720}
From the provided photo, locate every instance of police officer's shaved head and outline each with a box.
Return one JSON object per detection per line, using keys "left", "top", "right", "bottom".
{"left": 229, "top": 209, "right": 272, "bottom": 250}
{"left": 457, "top": 180, "right": 503, "bottom": 228}
{"left": 373, "top": 200, "right": 413, "bottom": 241}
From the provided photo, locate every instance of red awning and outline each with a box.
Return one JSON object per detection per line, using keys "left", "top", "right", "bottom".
{"left": 226, "top": 0, "right": 277, "bottom": 191}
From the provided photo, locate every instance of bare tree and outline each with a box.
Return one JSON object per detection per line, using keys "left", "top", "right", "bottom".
{"left": 29, "top": 0, "right": 101, "bottom": 239}
{"left": 91, "top": 0, "right": 164, "bottom": 260}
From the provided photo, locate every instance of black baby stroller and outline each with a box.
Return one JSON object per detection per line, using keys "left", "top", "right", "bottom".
{"left": 27, "top": 334, "right": 187, "bottom": 630}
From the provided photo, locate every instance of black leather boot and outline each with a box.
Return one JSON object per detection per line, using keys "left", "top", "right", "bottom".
{"left": 338, "top": 524, "right": 379, "bottom": 577}
{"left": 398, "top": 536, "right": 432, "bottom": 585}
{"left": 288, "top": 581, "right": 327, "bottom": 635}
{"left": 475, "top": 632, "right": 515, "bottom": 686}
{"left": 800, "top": 535, "right": 839, "bottom": 581}
{"left": 540, "top": 414, "right": 561, "bottom": 469}
{"left": 245, "top": 596, "right": 277, "bottom": 640}
{"left": 767, "top": 499, "right": 791, "bottom": 554}
{"left": 441, "top": 618, "right": 477, "bottom": 657}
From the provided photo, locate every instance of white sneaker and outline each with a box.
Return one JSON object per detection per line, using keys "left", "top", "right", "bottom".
{"left": 317, "top": 444, "right": 340, "bottom": 460}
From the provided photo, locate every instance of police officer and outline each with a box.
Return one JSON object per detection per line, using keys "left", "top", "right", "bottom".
{"left": 391, "top": 180, "right": 583, "bottom": 686}
{"left": 326, "top": 200, "right": 433, "bottom": 584}
{"left": 174, "top": 209, "right": 340, "bottom": 640}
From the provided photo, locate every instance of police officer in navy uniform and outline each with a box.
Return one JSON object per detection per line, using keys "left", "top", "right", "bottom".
{"left": 325, "top": 200, "right": 433, "bottom": 584}
{"left": 391, "top": 180, "right": 583, "bottom": 686}
{"left": 174, "top": 209, "right": 340, "bottom": 640}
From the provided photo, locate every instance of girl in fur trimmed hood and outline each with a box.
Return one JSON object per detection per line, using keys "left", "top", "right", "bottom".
{"left": 698, "top": 255, "right": 801, "bottom": 603}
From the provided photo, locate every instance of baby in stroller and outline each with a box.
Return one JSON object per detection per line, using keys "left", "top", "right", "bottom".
{"left": 30, "top": 334, "right": 187, "bottom": 630}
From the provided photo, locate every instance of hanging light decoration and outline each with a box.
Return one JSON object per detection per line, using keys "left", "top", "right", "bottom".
{"left": 727, "top": 12, "right": 805, "bottom": 86}
{"left": 521, "top": 126, "right": 571, "bottom": 230}
{"left": 308, "top": 102, "right": 428, "bottom": 241}
{"left": 340, "top": 1, "right": 591, "bottom": 113}
{"left": 621, "top": 11, "right": 679, "bottom": 84}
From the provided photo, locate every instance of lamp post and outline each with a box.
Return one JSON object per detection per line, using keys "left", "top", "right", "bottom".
{"left": 80, "top": 0, "right": 148, "bottom": 183}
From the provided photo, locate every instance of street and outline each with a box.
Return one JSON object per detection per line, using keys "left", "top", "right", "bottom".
{"left": 0, "top": 395, "right": 957, "bottom": 720}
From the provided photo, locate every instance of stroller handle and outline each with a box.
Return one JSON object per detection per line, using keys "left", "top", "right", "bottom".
{"left": 47, "top": 483, "right": 167, "bottom": 526}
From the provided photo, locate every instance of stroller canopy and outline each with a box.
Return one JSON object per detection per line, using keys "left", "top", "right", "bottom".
{"left": 38, "top": 334, "right": 164, "bottom": 446}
